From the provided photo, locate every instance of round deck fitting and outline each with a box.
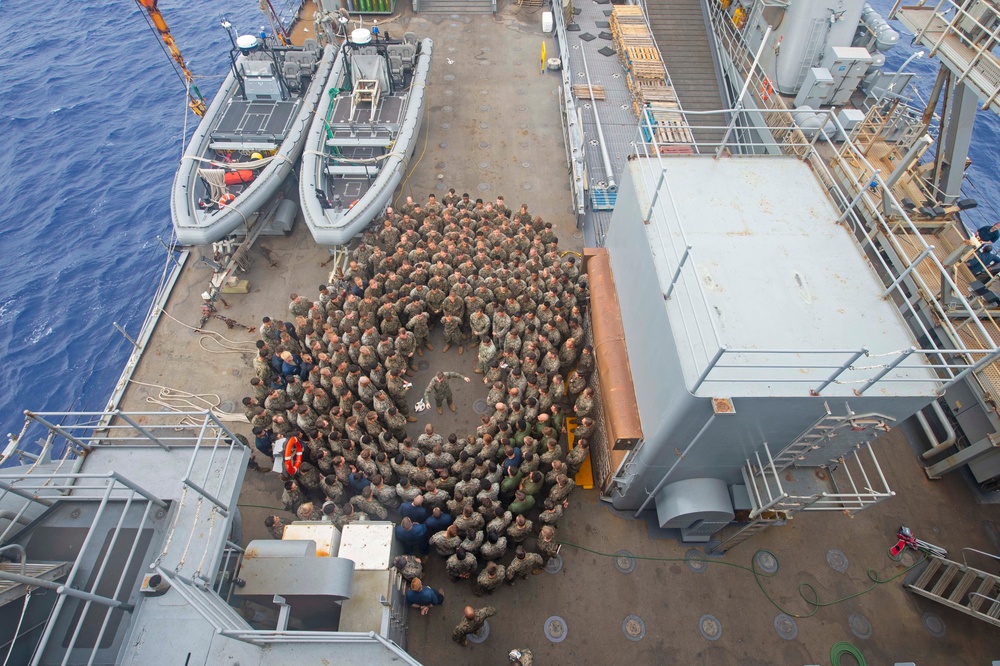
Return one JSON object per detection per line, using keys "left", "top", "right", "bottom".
{"left": 521, "top": 162, "right": 531, "bottom": 169}
{"left": 622, "top": 615, "right": 646, "bottom": 642}
{"left": 440, "top": 123, "right": 451, "bottom": 130}
{"left": 478, "top": 183, "right": 490, "bottom": 192}
{"left": 468, "top": 620, "right": 490, "bottom": 644}
{"left": 517, "top": 106, "right": 527, "bottom": 112}
{"left": 754, "top": 550, "right": 779, "bottom": 574}
{"left": 685, "top": 549, "right": 708, "bottom": 574}
{"left": 479, "top": 61, "right": 491, "bottom": 67}
{"left": 481, "top": 46, "right": 491, "bottom": 52}
{"left": 473, "top": 399, "right": 488, "bottom": 414}
{"left": 479, "top": 141, "right": 490, "bottom": 149}
{"left": 478, "top": 162, "right": 491, "bottom": 170}
{"left": 613, "top": 549, "right": 636, "bottom": 574}
{"left": 774, "top": 614, "right": 798, "bottom": 641}
{"left": 444, "top": 74, "right": 455, "bottom": 81}
{"left": 848, "top": 612, "right": 872, "bottom": 640}
{"left": 479, "top": 123, "right": 490, "bottom": 130}
{"left": 220, "top": 401, "right": 236, "bottom": 413}
{"left": 522, "top": 183, "right": 532, "bottom": 190}
{"left": 480, "top": 89, "right": 490, "bottom": 95}
{"left": 922, "top": 612, "right": 946, "bottom": 637}
{"left": 417, "top": 361, "right": 430, "bottom": 371}
{"left": 543, "top": 616, "right": 568, "bottom": 643}
{"left": 698, "top": 614, "right": 723, "bottom": 641}
{"left": 827, "top": 549, "right": 849, "bottom": 573}
{"left": 480, "top": 105, "right": 491, "bottom": 112}
{"left": 519, "top": 141, "right": 529, "bottom": 148}
{"left": 442, "top": 106, "right": 453, "bottom": 113}
{"left": 545, "top": 554, "right": 563, "bottom": 574}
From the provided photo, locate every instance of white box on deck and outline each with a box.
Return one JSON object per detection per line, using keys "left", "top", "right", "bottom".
{"left": 825, "top": 46, "right": 872, "bottom": 105}
{"left": 282, "top": 523, "right": 341, "bottom": 557}
{"left": 338, "top": 523, "right": 395, "bottom": 570}
{"left": 542, "top": 11, "right": 553, "bottom": 33}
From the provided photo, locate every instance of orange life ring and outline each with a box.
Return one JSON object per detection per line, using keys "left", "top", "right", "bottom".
{"left": 347, "top": 199, "right": 359, "bottom": 210}
{"left": 219, "top": 193, "right": 236, "bottom": 208}
{"left": 760, "top": 77, "right": 774, "bottom": 101}
{"left": 284, "top": 436, "right": 303, "bottom": 475}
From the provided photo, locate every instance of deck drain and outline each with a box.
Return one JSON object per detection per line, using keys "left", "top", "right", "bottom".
{"left": 521, "top": 162, "right": 531, "bottom": 168}
{"left": 478, "top": 183, "right": 490, "bottom": 192}
{"left": 621, "top": 615, "right": 646, "bottom": 642}
{"left": 827, "top": 548, "right": 849, "bottom": 573}
{"left": 439, "top": 142, "right": 448, "bottom": 149}
{"left": 479, "top": 141, "right": 490, "bottom": 149}
{"left": 417, "top": 361, "right": 430, "bottom": 371}
{"left": 774, "top": 614, "right": 798, "bottom": 640}
{"left": 685, "top": 549, "right": 708, "bottom": 573}
{"left": 545, "top": 554, "right": 563, "bottom": 573}
{"left": 479, "top": 162, "right": 491, "bottom": 169}
{"left": 220, "top": 401, "right": 236, "bottom": 413}
{"left": 922, "top": 612, "right": 945, "bottom": 637}
{"left": 613, "top": 549, "right": 636, "bottom": 574}
{"left": 440, "top": 123, "right": 451, "bottom": 130}
{"left": 442, "top": 106, "right": 453, "bottom": 113}
{"left": 480, "top": 89, "right": 490, "bottom": 95}
{"left": 444, "top": 74, "right": 455, "bottom": 81}
{"left": 444, "top": 89, "right": 454, "bottom": 96}
{"left": 480, "top": 123, "right": 490, "bottom": 130}
{"left": 480, "top": 105, "right": 491, "bottom": 112}
{"left": 848, "top": 612, "right": 872, "bottom": 640}
{"left": 754, "top": 550, "right": 778, "bottom": 574}
{"left": 473, "top": 399, "right": 488, "bottom": 414}
{"left": 543, "top": 616, "right": 567, "bottom": 643}
{"left": 468, "top": 620, "right": 490, "bottom": 643}
{"left": 522, "top": 183, "right": 531, "bottom": 190}
{"left": 698, "top": 614, "right": 722, "bottom": 641}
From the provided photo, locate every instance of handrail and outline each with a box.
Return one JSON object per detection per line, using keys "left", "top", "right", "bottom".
{"left": 962, "top": 547, "right": 1000, "bottom": 570}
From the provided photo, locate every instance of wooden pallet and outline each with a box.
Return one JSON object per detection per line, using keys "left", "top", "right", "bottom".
{"left": 625, "top": 46, "right": 661, "bottom": 62}
{"left": 628, "top": 61, "right": 667, "bottom": 80}
{"left": 572, "top": 84, "right": 606, "bottom": 100}
{"left": 639, "top": 104, "right": 695, "bottom": 144}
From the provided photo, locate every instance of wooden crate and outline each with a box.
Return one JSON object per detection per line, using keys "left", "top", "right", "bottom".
{"left": 572, "top": 84, "right": 606, "bottom": 100}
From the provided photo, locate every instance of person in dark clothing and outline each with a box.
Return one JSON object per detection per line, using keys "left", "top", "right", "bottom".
{"left": 399, "top": 495, "right": 429, "bottom": 524}
{"left": 405, "top": 577, "right": 443, "bottom": 615}
{"left": 424, "top": 506, "right": 454, "bottom": 535}
{"left": 395, "top": 517, "right": 429, "bottom": 555}
{"left": 976, "top": 221, "right": 1000, "bottom": 248}
{"left": 348, "top": 469, "right": 371, "bottom": 494}
{"left": 252, "top": 426, "right": 274, "bottom": 457}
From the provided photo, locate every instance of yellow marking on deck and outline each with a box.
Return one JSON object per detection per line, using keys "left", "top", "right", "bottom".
{"left": 564, "top": 416, "right": 593, "bottom": 490}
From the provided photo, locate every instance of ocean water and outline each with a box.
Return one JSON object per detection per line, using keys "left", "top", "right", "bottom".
{"left": 0, "top": 0, "right": 270, "bottom": 444}
{"left": 0, "top": 1, "right": 998, "bottom": 448}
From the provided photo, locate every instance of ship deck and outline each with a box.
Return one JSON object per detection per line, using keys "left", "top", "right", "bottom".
{"left": 109, "top": 2, "right": 1000, "bottom": 665}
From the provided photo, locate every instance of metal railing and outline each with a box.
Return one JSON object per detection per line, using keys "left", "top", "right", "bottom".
{"left": 890, "top": 0, "right": 1000, "bottom": 112}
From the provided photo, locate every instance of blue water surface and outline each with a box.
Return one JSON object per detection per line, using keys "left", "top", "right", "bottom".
{"left": 0, "top": 0, "right": 276, "bottom": 443}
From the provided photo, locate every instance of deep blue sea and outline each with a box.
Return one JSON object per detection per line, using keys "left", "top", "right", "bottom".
{"left": 0, "top": 1, "right": 997, "bottom": 446}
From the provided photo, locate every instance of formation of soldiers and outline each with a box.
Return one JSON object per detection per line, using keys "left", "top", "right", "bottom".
{"left": 248, "top": 188, "right": 594, "bottom": 646}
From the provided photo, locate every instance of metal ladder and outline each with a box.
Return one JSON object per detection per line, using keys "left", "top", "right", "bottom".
{"left": 769, "top": 403, "right": 837, "bottom": 473}
{"left": 905, "top": 549, "right": 1000, "bottom": 628}
{"left": 709, "top": 511, "right": 787, "bottom": 555}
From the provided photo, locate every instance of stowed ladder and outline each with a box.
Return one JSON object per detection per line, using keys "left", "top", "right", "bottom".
{"left": 711, "top": 405, "right": 895, "bottom": 555}
{"left": 906, "top": 549, "right": 1000, "bottom": 628}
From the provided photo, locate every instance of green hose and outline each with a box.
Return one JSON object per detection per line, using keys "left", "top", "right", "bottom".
{"left": 831, "top": 641, "right": 867, "bottom": 666}
{"left": 556, "top": 541, "right": 925, "bottom": 619}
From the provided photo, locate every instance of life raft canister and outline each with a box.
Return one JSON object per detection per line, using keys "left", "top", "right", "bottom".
{"left": 284, "top": 436, "right": 303, "bottom": 475}
{"left": 219, "top": 193, "right": 236, "bottom": 208}
{"left": 224, "top": 170, "right": 256, "bottom": 186}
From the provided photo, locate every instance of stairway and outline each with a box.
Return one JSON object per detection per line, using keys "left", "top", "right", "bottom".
{"left": 415, "top": 0, "right": 494, "bottom": 13}
{"left": 906, "top": 555, "right": 1000, "bottom": 628}
{"left": 644, "top": 0, "right": 727, "bottom": 146}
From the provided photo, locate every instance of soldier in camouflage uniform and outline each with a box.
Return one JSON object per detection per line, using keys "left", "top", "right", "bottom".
{"left": 473, "top": 561, "right": 506, "bottom": 596}
{"left": 441, "top": 314, "right": 464, "bottom": 354}
{"left": 422, "top": 371, "right": 471, "bottom": 414}
{"left": 264, "top": 515, "right": 286, "bottom": 540}
{"left": 406, "top": 311, "right": 432, "bottom": 354}
{"left": 430, "top": 524, "right": 462, "bottom": 557}
{"left": 504, "top": 546, "right": 544, "bottom": 585}
{"left": 566, "top": 439, "right": 590, "bottom": 478}
{"left": 446, "top": 547, "right": 478, "bottom": 581}
{"left": 538, "top": 498, "right": 564, "bottom": 527}
{"left": 505, "top": 514, "right": 533, "bottom": 544}
{"left": 350, "top": 485, "right": 388, "bottom": 520}
{"left": 475, "top": 337, "right": 497, "bottom": 375}
{"left": 282, "top": 480, "right": 305, "bottom": 512}
{"left": 537, "top": 525, "right": 559, "bottom": 562}
{"left": 479, "top": 530, "right": 508, "bottom": 562}
{"left": 393, "top": 555, "right": 423, "bottom": 583}
{"left": 452, "top": 605, "right": 496, "bottom": 646}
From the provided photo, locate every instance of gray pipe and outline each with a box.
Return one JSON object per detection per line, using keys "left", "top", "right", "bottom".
{"left": 579, "top": 47, "right": 617, "bottom": 192}
{"left": 634, "top": 413, "right": 716, "bottom": 517}
{"left": 0, "top": 511, "right": 32, "bottom": 527}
